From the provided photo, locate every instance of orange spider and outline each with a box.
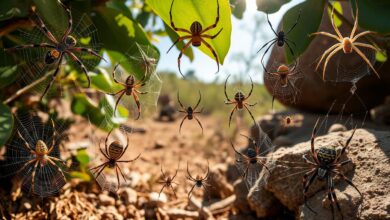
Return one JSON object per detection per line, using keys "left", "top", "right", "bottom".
{"left": 310, "top": 1, "right": 379, "bottom": 80}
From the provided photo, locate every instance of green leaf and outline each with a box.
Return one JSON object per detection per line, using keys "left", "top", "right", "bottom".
{"left": 256, "top": 0, "right": 291, "bottom": 13}
{"left": 164, "top": 23, "right": 194, "bottom": 61}
{"left": 33, "top": 0, "right": 68, "bottom": 31}
{"left": 327, "top": 2, "right": 343, "bottom": 28}
{"left": 376, "top": 50, "right": 387, "bottom": 63}
{"left": 0, "top": 0, "right": 32, "bottom": 21}
{"left": 351, "top": 0, "right": 390, "bottom": 34}
{"left": 146, "top": 0, "right": 232, "bottom": 64}
{"left": 69, "top": 171, "right": 91, "bottom": 182}
{"left": 0, "top": 103, "right": 13, "bottom": 148}
{"left": 90, "top": 67, "right": 122, "bottom": 93}
{"left": 76, "top": 149, "right": 90, "bottom": 167}
{"left": 230, "top": 0, "right": 246, "bottom": 19}
{"left": 283, "top": 0, "right": 326, "bottom": 63}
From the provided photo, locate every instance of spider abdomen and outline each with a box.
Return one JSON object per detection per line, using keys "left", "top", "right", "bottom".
{"left": 35, "top": 140, "right": 49, "bottom": 155}
{"left": 108, "top": 141, "right": 124, "bottom": 160}
{"left": 342, "top": 37, "right": 353, "bottom": 53}
{"left": 317, "top": 146, "right": 337, "bottom": 165}
{"left": 277, "top": 31, "right": 285, "bottom": 46}
{"left": 45, "top": 50, "right": 60, "bottom": 64}
{"left": 190, "top": 21, "right": 203, "bottom": 35}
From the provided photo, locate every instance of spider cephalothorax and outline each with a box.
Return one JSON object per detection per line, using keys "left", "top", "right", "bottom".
{"left": 302, "top": 119, "right": 362, "bottom": 219}
{"left": 108, "top": 63, "right": 148, "bottom": 119}
{"left": 167, "top": 0, "right": 222, "bottom": 77}
{"left": 258, "top": 11, "right": 301, "bottom": 72}
{"left": 310, "top": 1, "right": 379, "bottom": 80}
{"left": 158, "top": 162, "right": 180, "bottom": 198}
{"left": 224, "top": 75, "right": 257, "bottom": 127}
{"left": 5, "top": 1, "right": 105, "bottom": 99}
{"left": 186, "top": 161, "right": 211, "bottom": 199}
{"left": 90, "top": 129, "right": 140, "bottom": 191}
{"left": 177, "top": 91, "right": 203, "bottom": 134}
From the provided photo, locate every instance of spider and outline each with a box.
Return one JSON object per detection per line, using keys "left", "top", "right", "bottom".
{"left": 4, "top": 1, "right": 105, "bottom": 99}
{"left": 177, "top": 91, "right": 204, "bottom": 134}
{"left": 264, "top": 62, "right": 302, "bottom": 109}
{"left": 302, "top": 119, "right": 362, "bottom": 219}
{"left": 89, "top": 129, "right": 140, "bottom": 191}
{"left": 224, "top": 75, "right": 257, "bottom": 127}
{"left": 310, "top": 2, "right": 379, "bottom": 80}
{"left": 157, "top": 162, "right": 180, "bottom": 199}
{"left": 167, "top": 0, "right": 222, "bottom": 77}
{"left": 258, "top": 10, "right": 301, "bottom": 72}
{"left": 108, "top": 63, "right": 148, "bottom": 120}
{"left": 186, "top": 161, "right": 211, "bottom": 200}
{"left": 15, "top": 119, "right": 66, "bottom": 194}
{"left": 230, "top": 134, "right": 271, "bottom": 180}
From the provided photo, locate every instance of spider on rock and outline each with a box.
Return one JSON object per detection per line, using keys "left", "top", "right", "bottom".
{"left": 157, "top": 162, "right": 180, "bottom": 199}
{"left": 258, "top": 10, "right": 301, "bottom": 72}
{"left": 167, "top": 0, "right": 222, "bottom": 77}
{"left": 224, "top": 75, "right": 257, "bottom": 127}
{"left": 177, "top": 91, "right": 204, "bottom": 134}
{"left": 4, "top": 0, "right": 105, "bottom": 99}
{"left": 90, "top": 129, "right": 140, "bottom": 191}
{"left": 302, "top": 119, "right": 362, "bottom": 220}
{"left": 186, "top": 161, "right": 211, "bottom": 200}
{"left": 108, "top": 63, "right": 148, "bottom": 119}
{"left": 310, "top": 1, "right": 379, "bottom": 80}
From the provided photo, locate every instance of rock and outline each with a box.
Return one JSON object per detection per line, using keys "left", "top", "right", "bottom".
{"left": 370, "top": 96, "right": 390, "bottom": 125}
{"left": 248, "top": 128, "right": 390, "bottom": 219}
{"left": 207, "top": 163, "right": 234, "bottom": 199}
{"left": 247, "top": 184, "right": 283, "bottom": 218}
{"left": 99, "top": 193, "right": 115, "bottom": 206}
{"left": 233, "top": 179, "right": 251, "bottom": 214}
{"left": 23, "top": 201, "right": 32, "bottom": 210}
{"left": 273, "top": 135, "right": 294, "bottom": 147}
{"left": 328, "top": 123, "right": 347, "bottom": 133}
{"left": 119, "top": 188, "right": 138, "bottom": 205}
{"left": 154, "top": 140, "right": 166, "bottom": 149}
{"left": 149, "top": 192, "right": 167, "bottom": 205}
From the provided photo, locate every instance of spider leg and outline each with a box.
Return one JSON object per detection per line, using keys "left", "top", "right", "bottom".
{"left": 230, "top": 140, "right": 246, "bottom": 157}
{"left": 247, "top": 75, "right": 254, "bottom": 98}
{"left": 186, "top": 162, "right": 196, "bottom": 181}
{"left": 115, "top": 165, "right": 121, "bottom": 190}
{"left": 17, "top": 130, "right": 34, "bottom": 153}
{"left": 160, "top": 163, "right": 167, "bottom": 179}
{"left": 257, "top": 159, "right": 271, "bottom": 174}
{"left": 200, "top": 28, "right": 223, "bottom": 39}
{"left": 177, "top": 91, "right": 185, "bottom": 109}
{"left": 167, "top": 35, "right": 192, "bottom": 54}
{"left": 284, "top": 40, "right": 295, "bottom": 58}
{"left": 200, "top": 0, "right": 220, "bottom": 33}
{"left": 333, "top": 171, "right": 362, "bottom": 197}
{"left": 270, "top": 77, "right": 281, "bottom": 110}
{"left": 201, "top": 183, "right": 211, "bottom": 201}
{"left": 30, "top": 160, "right": 40, "bottom": 194}
{"left": 17, "top": 159, "right": 37, "bottom": 175}
{"left": 4, "top": 43, "right": 56, "bottom": 52}
{"left": 330, "top": 6, "right": 343, "bottom": 39}
{"left": 327, "top": 176, "right": 336, "bottom": 220}
{"left": 47, "top": 158, "right": 66, "bottom": 182}
{"left": 117, "top": 164, "right": 127, "bottom": 183}
{"left": 117, "top": 153, "right": 141, "bottom": 163}
{"left": 353, "top": 42, "right": 379, "bottom": 52}
{"left": 58, "top": 0, "right": 73, "bottom": 42}
{"left": 105, "top": 129, "right": 113, "bottom": 156}
{"left": 321, "top": 46, "right": 343, "bottom": 80}
{"left": 315, "top": 43, "right": 341, "bottom": 71}
{"left": 179, "top": 115, "right": 188, "bottom": 134}
{"left": 158, "top": 184, "right": 167, "bottom": 198}
{"left": 47, "top": 119, "right": 57, "bottom": 155}
{"left": 329, "top": 176, "right": 343, "bottom": 220}
{"left": 66, "top": 51, "right": 91, "bottom": 87}
{"left": 200, "top": 39, "right": 220, "bottom": 74}
{"left": 224, "top": 75, "right": 231, "bottom": 101}
{"left": 113, "top": 91, "right": 126, "bottom": 117}
{"left": 352, "top": 31, "right": 376, "bottom": 42}
{"left": 309, "top": 32, "right": 341, "bottom": 42}
{"left": 244, "top": 104, "right": 257, "bottom": 127}
{"left": 302, "top": 155, "right": 318, "bottom": 166}
{"left": 286, "top": 9, "right": 301, "bottom": 35}
{"left": 172, "top": 161, "right": 180, "bottom": 180}
{"left": 228, "top": 105, "right": 238, "bottom": 128}
{"left": 194, "top": 116, "right": 204, "bottom": 134}
{"left": 335, "top": 128, "right": 356, "bottom": 162}
{"left": 169, "top": 0, "right": 192, "bottom": 34}
{"left": 32, "top": 12, "right": 58, "bottom": 44}
{"left": 90, "top": 163, "right": 107, "bottom": 172}
{"left": 261, "top": 40, "right": 277, "bottom": 72}
{"left": 352, "top": 45, "right": 380, "bottom": 78}
{"left": 41, "top": 54, "right": 64, "bottom": 100}
{"left": 194, "top": 90, "right": 202, "bottom": 110}
{"left": 311, "top": 119, "right": 321, "bottom": 164}
{"left": 177, "top": 40, "right": 193, "bottom": 78}
{"left": 349, "top": 0, "right": 359, "bottom": 39}
{"left": 135, "top": 89, "right": 147, "bottom": 95}
{"left": 187, "top": 184, "right": 196, "bottom": 199}
{"left": 257, "top": 38, "right": 277, "bottom": 54}
{"left": 94, "top": 163, "right": 107, "bottom": 180}
{"left": 107, "top": 90, "right": 125, "bottom": 96}
{"left": 204, "top": 160, "right": 210, "bottom": 179}
{"left": 132, "top": 93, "right": 142, "bottom": 120}
{"left": 266, "top": 13, "right": 278, "bottom": 36}
{"left": 302, "top": 168, "right": 318, "bottom": 214}
{"left": 111, "top": 63, "right": 126, "bottom": 86}
{"left": 285, "top": 38, "right": 297, "bottom": 48}
{"left": 170, "top": 184, "right": 178, "bottom": 199}
{"left": 71, "top": 47, "right": 107, "bottom": 62}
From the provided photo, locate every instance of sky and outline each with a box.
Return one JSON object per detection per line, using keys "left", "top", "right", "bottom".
{"left": 153, "top": 0, "right": 304, "bottom": 83}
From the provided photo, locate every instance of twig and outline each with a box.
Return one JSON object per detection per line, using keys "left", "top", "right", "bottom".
{"left": 207, "top": 194, "right": 236, "bottom": 213}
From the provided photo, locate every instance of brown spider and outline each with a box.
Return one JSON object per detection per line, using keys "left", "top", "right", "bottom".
{"left": 4, "top": 1, "right": 105, "bottom": 99}
{"left": 16, "top": 119, "right": 66, "bottom": 195}
{"left": 177, "top": 91, "right": 203, "bottom": 134}
{"left": 90, "top": 129, "right": 140, "bottom": 191}
{"left": 186, "top": 161, "right": 211, "bottom": 199}
{"left": 157, "top": 162, "right": 180, "bottom": 199}
{"left": 108, "top": 63, "right": 148, "bottom": 119}
{"left": 310, "top": 1, "right": 379, "bottom": 80}
{"left": 224, "top": 75, "right": 257, "bottom": 127}
{"left": 167, "top": 0, "right": 222, "bottom": 77}
{"left": 302, "top": 119, "right": 362, "bottom": 219}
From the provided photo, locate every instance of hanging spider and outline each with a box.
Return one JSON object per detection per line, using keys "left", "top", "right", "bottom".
{"left": 302, "top": 119, "right": 362, "bottom": 219}
{"left": 310, "top": 1, "right": 379, "bottom": 80}
{"left": 186, "top": 161, "right": 211, "bottom": 199}
{"left": 89, "top": 129, "right": 140, "bottom": 191}
{"left": 258, "top": 10, "right": 301, "bottom": 72}
{"left": 167, "top": 0, "right": 222, "bottom": 77}
{"left": 224, "top": 75, "right": 257, "bottom": 127}
{"left": 177, "top": 91, "right": 204, "bottom": 134}
{"left": 264, "top": 62, "right": 302, "bottom": 109}
{"left": 15, "top": 119, "right": 67, "bottom": 195}
{"left": 230, "top": 134, "right": 271, "bottom": 181}
{"left": 157, "top": 162, "right": 180, "bottom": 199}
{"left": 4, "top": 0, "right": 105, "bottom": 99}
{"left": 108, "top": 63, "right": 148, "bottom": 119}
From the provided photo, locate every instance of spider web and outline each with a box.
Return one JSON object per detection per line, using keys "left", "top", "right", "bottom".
{"left": 232, "top": 123, "right": 276, "bottom": 192}
{"left": 106, "top": 44, "right": 162, "bottom": 120}
{"left": 263, "top": 60, "right": 304, "bottom": 106}
{"left": 4, "top": 4, "right": 102, "bottom": 99}
{"left": 0, "top": 111, "right": 68, "bottom": 197}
